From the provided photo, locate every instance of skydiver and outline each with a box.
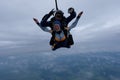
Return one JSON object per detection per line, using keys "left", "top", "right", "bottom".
{"left": 40, "top": 8, "right": 76, "bottom": 46}
{"left": 33, "top": 11, "right": 83, "bottom": 50}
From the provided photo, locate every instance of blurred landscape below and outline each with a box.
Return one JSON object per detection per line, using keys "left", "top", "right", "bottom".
{"left": 0, "top": 51, "right": 120, "bottom": 80}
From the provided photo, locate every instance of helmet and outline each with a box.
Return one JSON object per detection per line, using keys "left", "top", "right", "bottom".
{"left": 53, "top": 20, "right": 61, "bottom": 27}
{"left": 55, "top": 10, "right": 64, "bottom": 17}
{"left": 55, "top": 10, "right": 64, "bottom": 15}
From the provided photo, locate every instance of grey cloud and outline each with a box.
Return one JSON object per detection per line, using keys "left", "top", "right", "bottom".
{"left": 0, "top": 0, "right": 120, "bottom": 53}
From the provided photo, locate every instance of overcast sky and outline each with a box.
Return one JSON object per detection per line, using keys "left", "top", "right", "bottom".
{"left": 0, "top": 0, "right": 120, "bottom": 54}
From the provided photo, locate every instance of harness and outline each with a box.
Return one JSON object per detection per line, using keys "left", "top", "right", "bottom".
{"left": 54, "top": 31, "right": 66, "bottom": 42}
{"left": 50, "top": 17, "right": 68, "bottom": 42}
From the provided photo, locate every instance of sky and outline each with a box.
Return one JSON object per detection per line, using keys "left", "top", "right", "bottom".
{"left": 0, "top": 0, "right": 120, "bottom": 54}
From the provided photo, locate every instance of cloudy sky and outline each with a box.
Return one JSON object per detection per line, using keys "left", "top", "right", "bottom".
{"left": 0, "top": 0, "right": 120, "bottom": 53}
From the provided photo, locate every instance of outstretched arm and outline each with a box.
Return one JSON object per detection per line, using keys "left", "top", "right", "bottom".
{"left": 66, "top": 8, "right": 76, "bottom": 24}
{"left": 39, "top": 24, "right": 52, "bottom": 33}
{"left": 40, "top": 9, "right": 55, "bottom": 27}
{"left": 68, "top": 11, "right": 83, "bottom": 31}
{"left": 33, "top": 18, "right": 52, "bottom": 33}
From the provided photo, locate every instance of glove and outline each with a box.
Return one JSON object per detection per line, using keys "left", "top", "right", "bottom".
{"left": 49, "top": 9, "right": 55, "bottom": 15}
{"left": 68, "top": 7, "right": 75, "bottom": 14}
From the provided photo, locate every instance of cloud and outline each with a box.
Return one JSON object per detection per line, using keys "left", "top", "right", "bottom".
{"left": 0, "top": 0, "right": 120, "bottom": 53}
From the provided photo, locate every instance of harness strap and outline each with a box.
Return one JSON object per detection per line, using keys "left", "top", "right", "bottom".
{"left": 55, "top": 35, "right": 66, "bottom": 42}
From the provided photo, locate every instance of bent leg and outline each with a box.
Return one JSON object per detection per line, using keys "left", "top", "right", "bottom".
{"left": 52, "top": 42, "right": 61, "bottom": 51}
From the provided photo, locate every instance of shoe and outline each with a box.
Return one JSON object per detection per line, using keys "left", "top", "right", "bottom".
{"left": 51, "top": 44, "right": 56, "bottom": 51}
{"left": 66, "top": 45, "right": 71, "bottom": 48}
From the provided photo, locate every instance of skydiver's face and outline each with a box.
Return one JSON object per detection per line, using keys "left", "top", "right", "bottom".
{"left": 53, "top": 24, "right": 61, "bottom": 32}
{"left": 55, "top": 14, "right": 62, "bottom": 20}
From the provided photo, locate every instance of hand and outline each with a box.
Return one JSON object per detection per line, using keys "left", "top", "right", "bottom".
{"left": 68, "top": 7, "right": 74, "bottom": 14}
{"left": 49, "top": 9, "right": 55, "bottom": 15}
{"left": 65, "top": 27, "right": 69, "bottom": 31}
{"left": 49, "top": 30, "right": 53, "bottom": 33}
{"left": 33, "top": 18, "right": 39, "bottom": 24}
{"left": 79, "top": 11, "right": 83, "bottom": 15}
{"left": 77, "top": 11, "right": 83, "bottom": 18}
